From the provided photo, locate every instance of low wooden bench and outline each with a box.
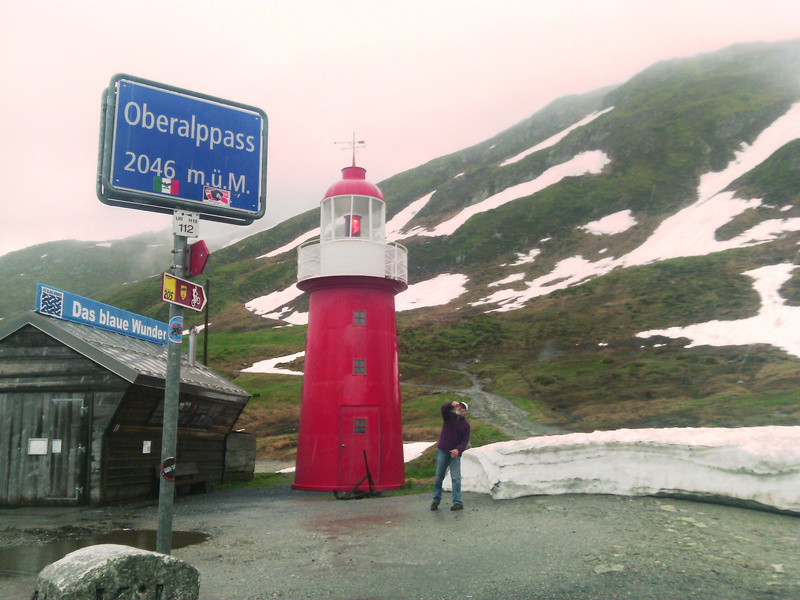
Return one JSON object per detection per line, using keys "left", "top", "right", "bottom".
{"left": 154, "top": 461, "right": 211, "bottom": 497}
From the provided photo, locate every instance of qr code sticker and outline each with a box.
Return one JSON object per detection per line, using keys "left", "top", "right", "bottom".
{"left": 39, "top": 287, "right": 64, "bottom": 318}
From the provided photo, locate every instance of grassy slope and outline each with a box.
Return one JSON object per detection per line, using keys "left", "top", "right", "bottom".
{"left": 11, "top": 41, "right": 800, "bottom": 467}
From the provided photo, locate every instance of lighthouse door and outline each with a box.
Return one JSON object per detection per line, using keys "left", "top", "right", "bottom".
{"left": 339, "top": 406, "right": 380, "bottom": 488}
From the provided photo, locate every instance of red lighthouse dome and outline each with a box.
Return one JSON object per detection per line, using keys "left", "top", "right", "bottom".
{"left": 323, "top": 166, "right": 384, "bottom": 200}
{"left": 293, "top": 160, "right": 409, "bottom": 493}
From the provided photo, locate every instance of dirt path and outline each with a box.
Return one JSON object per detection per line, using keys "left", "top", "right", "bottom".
{"left": 418, "top": 361, "right": 567, "bottom": 439}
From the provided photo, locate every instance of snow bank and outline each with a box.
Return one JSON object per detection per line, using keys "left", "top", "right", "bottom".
{"left": 459, "top": 426, "right": 800, "bottom": 513}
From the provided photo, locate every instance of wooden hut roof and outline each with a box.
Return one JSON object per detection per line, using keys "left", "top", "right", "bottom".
{"left": 0, "top": 311, "right": 249, "bottom": 402}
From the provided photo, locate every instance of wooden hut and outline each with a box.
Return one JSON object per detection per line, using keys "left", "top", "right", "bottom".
{"left": 0, "top": 309, "right": 251, "bottom": 506}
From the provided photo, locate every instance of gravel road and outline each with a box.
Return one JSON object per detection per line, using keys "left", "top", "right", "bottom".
{"left": 2, "top": 483, "right": 799, "bottom": 599}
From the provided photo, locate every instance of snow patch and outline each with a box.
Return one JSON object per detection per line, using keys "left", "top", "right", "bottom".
{"left": 459, "top": 426, "right": 800, "bottom": 513}
{"left": 638, "top": 263, "right": 800, "bottom": 358}
{"left": 387, "top": 192, "right": 434, "bottom": 241}
{"left": 581, "top": 209, "right": 637, "bottom": 235}
{"left": 502, "top": 248, "right": 540, "bottom": 266}
{"left": 415, "top": 151, "right": 610, "bottom": 237}
{"left": 404, "top": 441, "right": 435, "bottom": 462}
{"left": 245, "top": 273, "right": 467, "bottom": 325}
{"left": 259, "top": 228, "right": 320, "bottom": 259}
{"left": 396, "top": 273, "right": 469, "bottom": 311}
{"left": 242, "top": 351, "right": 305, "bottom": 375}
{"left": 489, "top": 273, "right": 526, "bottom": 288}
{"left": 500, "top": 107, "right": 614, "bottom": 167}
{"left": 246, "top": 284, "right": 304, "bottom": 319}
{"left": 473, "top": 255, "right": 617, "bottom": 312}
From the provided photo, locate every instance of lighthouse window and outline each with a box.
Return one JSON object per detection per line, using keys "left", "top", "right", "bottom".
{"left": 354, "top": 310, "right": 366, "bottom": 325}
{"left": 354, "top": 359, "right": 367, "bottom": 374}
{"left": 354, "top": 419, "right": 367, "bottom": 434}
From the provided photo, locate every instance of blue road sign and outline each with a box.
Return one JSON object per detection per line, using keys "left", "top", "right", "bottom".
{"left": 99, "top": 74, "right": 267, "bottom": 225}
{"left": 35, "top": 283, "right": 169, "bottom": 345}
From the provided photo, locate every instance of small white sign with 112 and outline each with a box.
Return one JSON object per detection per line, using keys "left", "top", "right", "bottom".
{"left": 173, "top": 210, "right": 199, "bottom": 237}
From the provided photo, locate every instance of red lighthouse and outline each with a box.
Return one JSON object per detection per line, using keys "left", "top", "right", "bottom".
{"left": 293, "top": 158, "right": 409, "bottom": 492}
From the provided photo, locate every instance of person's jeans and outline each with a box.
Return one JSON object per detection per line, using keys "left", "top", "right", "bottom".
{"left": 432, "top": 448, "right": 462, "bottom": 505}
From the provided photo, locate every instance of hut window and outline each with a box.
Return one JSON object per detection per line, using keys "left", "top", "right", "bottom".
{"left": 354, "top": 310, "right": 366, "bottom": 325}
{"left": 354, "top": 419, "right": 367, "bottom": 434}
{"left": 353, "top": 359, "right": 366, "bottom": 374}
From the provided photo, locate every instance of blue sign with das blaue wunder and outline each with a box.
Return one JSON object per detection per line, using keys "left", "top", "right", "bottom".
{"left": 98, "top": 74, "right": 268, "bottom": 225}
{"left": 35, "top": 284, "right": 169, "bottom": 345}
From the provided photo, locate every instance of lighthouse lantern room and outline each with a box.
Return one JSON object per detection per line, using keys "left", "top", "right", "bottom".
{"left": 294, "top": 157, "right": 408, "bottom": 492}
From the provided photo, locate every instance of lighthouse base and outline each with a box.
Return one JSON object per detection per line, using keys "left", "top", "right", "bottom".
{"left": 291, "top": 482, "right": 404, "bottom": 493}
{"left": 292, "top": 275, "right": 406, "bottom": 493}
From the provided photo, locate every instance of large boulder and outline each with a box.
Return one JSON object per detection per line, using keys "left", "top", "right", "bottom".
{"left": 33, "top": 544, "right": 199, "bottom": 600}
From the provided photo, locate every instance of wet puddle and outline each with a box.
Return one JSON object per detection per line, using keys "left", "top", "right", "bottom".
{"left": 0, "top": 530, "right": 210, "bottom": 579}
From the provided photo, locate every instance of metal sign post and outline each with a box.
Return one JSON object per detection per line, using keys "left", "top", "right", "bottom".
{"left": 156, "top": 227, "right": 188, "bottom": 555}
{"left": 95, "top": 74, "right": 268, "bottom": 555}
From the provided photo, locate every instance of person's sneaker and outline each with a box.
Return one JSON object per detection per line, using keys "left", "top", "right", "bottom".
{"left": 450, "top": 503, "right": 463, "bottom": 511}
{"left": 430, "top": 502, "right": 439, "bottom": 511}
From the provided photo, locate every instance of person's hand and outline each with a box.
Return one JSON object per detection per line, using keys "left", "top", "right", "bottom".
{"left": 450, "top": 449, "right": 459, "bottom": 458}
{"left": 451, "top": 401, "right": 460, "bottom": 409}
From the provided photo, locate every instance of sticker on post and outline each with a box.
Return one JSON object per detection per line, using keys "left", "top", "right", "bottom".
{"left": 168, "top": 316, "right": 183, "bottom": 344}
{"left": 204, "top": 187, "right": 231, "bottom": 206}
{"left": 161, "top": 457, "right": 177, "bottom": 482}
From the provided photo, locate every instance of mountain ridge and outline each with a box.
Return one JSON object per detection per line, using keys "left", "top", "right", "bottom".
{"left": 4, "top": 39, "right": 800, "bottom": 438}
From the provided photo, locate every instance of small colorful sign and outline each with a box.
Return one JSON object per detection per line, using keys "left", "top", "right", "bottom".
{"left": 161, "top": 273, "right": 207, "bottom": 312}
{"left": 168, "top": 316, "right": 183, "bottom": 344}
{"left": 203, "top": 187, "right": 230, "bottom": 205}
{"left": 173, "top": 210, "right": 199, "bottom": 237}
{"left": 187, "top": 240, "right": 210, "bottom": 278}
{"left": 154, "top": 177, "right": 180, "bottom": 195}
{"left": 161, "top": 457, "right": 177, "bottom": 481}
{"left": 35, "top": 284, "right": 169, "bottom": 345}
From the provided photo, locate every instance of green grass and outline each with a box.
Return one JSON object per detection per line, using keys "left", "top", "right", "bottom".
{"left": 234, "top": 373, "right": 304, "bottom": 404}
{"left": 217, "top": 471, "right": 294, "bottom": 491}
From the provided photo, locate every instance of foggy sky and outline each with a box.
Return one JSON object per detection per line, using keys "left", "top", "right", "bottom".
{"left": 2, "top": 0, "right": 799, "bottom": 257}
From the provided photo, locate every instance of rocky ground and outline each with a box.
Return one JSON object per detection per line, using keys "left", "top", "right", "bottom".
{"left": 2, "top": 482, "right": 799, "bottom": 600}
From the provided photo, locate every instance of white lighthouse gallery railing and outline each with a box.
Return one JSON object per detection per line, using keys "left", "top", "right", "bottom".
{"left": 298, "top": 238, "right": 408, "bottom": 284}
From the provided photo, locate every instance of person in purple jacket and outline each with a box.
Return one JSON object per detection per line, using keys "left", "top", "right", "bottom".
{"left": 431, "top": 400, "right": 471, "bottom": 511}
